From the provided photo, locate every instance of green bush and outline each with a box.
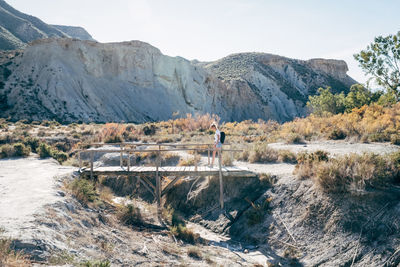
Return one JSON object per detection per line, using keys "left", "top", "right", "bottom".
{"left": 23, "top": 137, "right": 40, "bottom": 153}
{"left": 12, "top": 143, "right": 30, "bottom": 157}
{"left": 0, "top": 143, "right": 30, "bottom": 158}
{"left": 69, "top": 179, "right": 97, "bottom": 204}
{"left": 38, "top": 143, "right": 53, "bottom": 158}
{"left": 38, "top": 143, "right": 68, "bottom": 163}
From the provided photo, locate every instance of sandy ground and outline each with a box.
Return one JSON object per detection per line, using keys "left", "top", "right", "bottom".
{"left": 0, "top": 155, "right": 74, "bottom": 237}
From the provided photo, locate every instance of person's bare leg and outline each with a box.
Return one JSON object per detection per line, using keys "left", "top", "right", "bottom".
{"left": 211, "top": 149, "right": 216, "bottom": 167}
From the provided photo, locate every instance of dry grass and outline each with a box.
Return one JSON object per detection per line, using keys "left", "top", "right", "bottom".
{"left": 280, "top": 103, "right": 400, "bottom": 142}
{"left": 177, "top": 155, "right": 200, "bottom": 166}
{"left": 116, "top": 204, "right": 143, "bottom": 227}
{"left": 0, "top": 238, "right": 30, "bottom": 267}
{"left": 239, "top": 143, "right": 297, "bottom": 164}
{"left": 187, "top": 247, "right": 202, "bottom": 260}
{"left": 295, "top": 151, "right": 400, "bottom": 193}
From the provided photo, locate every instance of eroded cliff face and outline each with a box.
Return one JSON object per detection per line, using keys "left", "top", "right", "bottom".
{"left": 0, "top": 39, "right": 356, "bottom": 123}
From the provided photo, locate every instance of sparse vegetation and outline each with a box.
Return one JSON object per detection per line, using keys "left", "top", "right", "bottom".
{"left": 81, "top": 259, "right": 111, "bottom": 267}
{"left": 0, "top": 237, "right": 30, "bottom": 266}
{"left": 117, "top": 204, "right": 143, "bottom": 226}
{"left": 38, "top": 143, "right": 68, "bottom": 163}
{"left": 0, "top": 143, "right": 30, "bottom": 158}
{"left": 69, "top": 178, "right": 98, "bottom": 204}
{"left": 295, "top": 151, "right": 400, "bottom": 193}
{"left": 187, "top": 247, "right": 202, "bottom": 260}
{"left": 246, "top": 197, "right": 272, "bottom": 226}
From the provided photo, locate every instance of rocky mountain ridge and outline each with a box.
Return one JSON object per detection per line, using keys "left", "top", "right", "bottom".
{"left": 0, "top": 38, "right": 356, "bottom": 123}
{"left": 0, "top": 0, "right": 94, "bottom": 50}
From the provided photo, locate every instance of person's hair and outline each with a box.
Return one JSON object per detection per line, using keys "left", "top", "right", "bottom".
{"left": 210, "top": 122, "right": 217, "bottom": 129}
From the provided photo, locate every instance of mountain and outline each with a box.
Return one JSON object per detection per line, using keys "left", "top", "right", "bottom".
{"left": 0, "top": 38, "right": 356, "bottom": 123}
{"left": 0, "top": 0, "right": 94, "bottom": 50}
{"left": 51, "top": 25, "right": 95, "bottom": 41}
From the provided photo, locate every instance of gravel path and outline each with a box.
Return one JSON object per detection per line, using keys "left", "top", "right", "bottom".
{"left": 0, "top": 155, "right": 74, "bottom": 237}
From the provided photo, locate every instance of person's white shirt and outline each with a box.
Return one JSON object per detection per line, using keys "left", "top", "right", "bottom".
{"left": 214, "top": 129, "right": 220, "bottom": 144}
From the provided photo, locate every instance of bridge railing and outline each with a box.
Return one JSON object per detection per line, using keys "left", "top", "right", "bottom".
{"left": 77, "top": 142, "right": 242, "bottom": 209}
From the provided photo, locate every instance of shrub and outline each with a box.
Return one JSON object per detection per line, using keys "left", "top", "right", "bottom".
{"left": 277, "top": 150, "right": 297, "bottom": 163}
{"left": 38, "top": 143, "right": 68, "bottom": 163}
{"left": 69, "top": 179, "right": 97, "bottom": 204}
{"left": 98, "top": 123, "right": 126, "bottom": 143}
{"left": 12, "top": 143, "right": 30, "bottom": 157}
{"left": 222, "top": 152, "right": 234, "bottom": 166}
{"left": 81, "top": 260, "right": 111, "bottom": 267}
{"left": 296, "top": 152, "right": 400, "bottom": 193}
{"left": 53, "top": 151, "right": 68, "bottom": 163}
{"left": 284, "top": 133, "right": 305, "bottom": 144}
{"left": 294, "top": 151, "right": 329, "bottom": 179}
{"left": 23, "top": 137, "right": 40, "bottom": 153}
{"left": 178, "top": 155, "right": 200, "bottom": 166}
{"left": 390, "top": 134, "right": 400, "bottom": 145}
{"left": 0, "top": 145, "right": 13, "bottom": 158}
{"left": 248, "top": 143, "right": 279, "bottom": 163}
{"left": 117, "top": 204, "right": 143, "bottom": 226}
{"left": 187, "top": 247, "right": 202, "bottom": 260}
{"left": 328, "top": 128, "right": 346, "bottom": 140}
{"left": 38, "top": 143, "right": 53, "bottom": 158}
{"left": 246, "top": 197, "right": 272, "bottom": 226}
{"left": 0, "top": 143, "right": 30, "bottom": 158}
{"left": 142, "top": 124, "right": 156, "bottom": 136}
{"left": 170, "top": 224, "right": 200, "bottom": 244}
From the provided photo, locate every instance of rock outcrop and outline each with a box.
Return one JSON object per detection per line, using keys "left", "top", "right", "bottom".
{"left": 0, "top": 0, "right": 94, "bottom": 50}
{"left": 0, "top": 38, "right": 356, "bottom": 123}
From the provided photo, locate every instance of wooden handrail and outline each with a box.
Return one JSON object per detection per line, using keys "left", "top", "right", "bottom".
{"left": 79, "top": 142, "right": 241, "bottom": 210}
{"left": 88, "top": 142, "right": 231, "bottom": 147}
{"left": 79, "top": 148, "right": 242, "bottom": 153}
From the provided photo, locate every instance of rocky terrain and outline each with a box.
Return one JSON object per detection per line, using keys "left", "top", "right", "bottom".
{"left": 0, "top": 0, "right": 94, "bottom": 50}
{"left": 0, "top": 37, "right": 356, "bottom": 124}
{"left": 1, "top": 141, "right": 399, "bottom": 266}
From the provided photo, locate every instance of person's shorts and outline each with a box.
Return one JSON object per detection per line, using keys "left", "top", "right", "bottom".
{"left": 216, "top": 142, "right": 222, "bottom": 149}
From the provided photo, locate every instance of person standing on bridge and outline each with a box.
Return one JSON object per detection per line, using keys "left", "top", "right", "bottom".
{"left": 210, "top": 122, "right": 221, "bottom": 168}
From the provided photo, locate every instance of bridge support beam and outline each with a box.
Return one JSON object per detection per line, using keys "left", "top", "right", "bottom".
{"left": 218, "top": 148, "right": 224, "bottom": 209}
{"left": 156, "top": 146, "right": 161, "bottom": 212}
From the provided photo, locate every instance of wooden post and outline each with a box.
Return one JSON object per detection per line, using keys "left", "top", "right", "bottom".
{"left": 127, "top": 151, "right": 131, "bottom": 171}
{"left": 194, "top": 149, "right": 198, "bottom": 172}
{"left": 120, "top": 144, "right": 123, "bottom": 168}
{"left": 90, "top": 150, "right": 94, "bottom": 180}
{"left": 78, "top": 151, "right": 82, "bottom": 171}
{"left": 208, "top": 146, "right": 210, "bottom": 166}
{"left": 156, "top": 145, "right": 161, "bottom": 211}
{"left": 218, "top": 148, "right": 224, "bottom": 209}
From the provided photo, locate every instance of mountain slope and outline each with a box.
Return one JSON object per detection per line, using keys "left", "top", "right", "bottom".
{"left": 0, "top": 38, "right": 356, "bottom": 123}
{"left": 51, "top": 25, "right": 95, "bottom": 41}
{"left": 0, "top": 0, "right": 94, "bottom": 50}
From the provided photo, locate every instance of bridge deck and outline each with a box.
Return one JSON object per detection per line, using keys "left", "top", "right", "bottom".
{"left": 80, "top": 165, "right": 254, "bottom": 177}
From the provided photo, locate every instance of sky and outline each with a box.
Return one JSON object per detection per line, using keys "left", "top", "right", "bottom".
{"left": 8, "top": 0, "right": 400, "bottom": 83}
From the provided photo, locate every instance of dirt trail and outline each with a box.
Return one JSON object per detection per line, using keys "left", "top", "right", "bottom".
{"left": 0, "top": 155, "right": 74, "bottom": 237}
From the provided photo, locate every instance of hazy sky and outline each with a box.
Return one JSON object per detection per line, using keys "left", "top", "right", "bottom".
{"left": 8, "top": 0, "right": 400, "bottom": 83}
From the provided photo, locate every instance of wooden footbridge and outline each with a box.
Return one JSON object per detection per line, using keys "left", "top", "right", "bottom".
{"left": 78, "top": 142, "right": 254, "bottom": 209}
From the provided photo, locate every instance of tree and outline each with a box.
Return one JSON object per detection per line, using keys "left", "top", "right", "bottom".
{"left": 307, "top": 87, "right": 346, "bottom": 115}
{"left": 354, "top": 31, "right": 400, "bottom": 98}
{"left": 344, "top": 84, "right": 372, "bottom": 112}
